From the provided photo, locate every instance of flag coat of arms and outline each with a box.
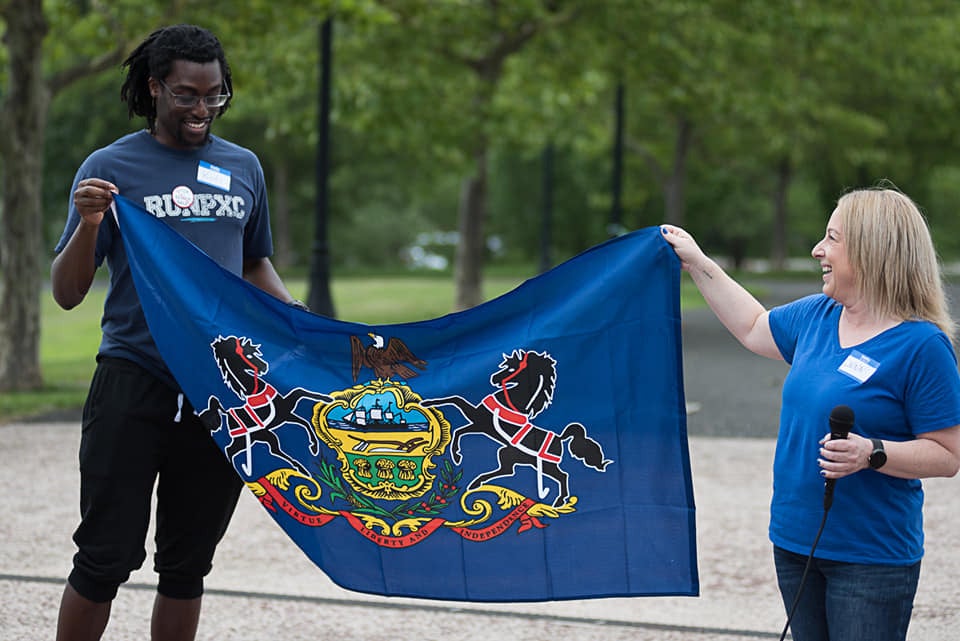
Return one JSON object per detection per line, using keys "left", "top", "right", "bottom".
{"left": 114, "top": 194, "right": 698, "bottom": 602}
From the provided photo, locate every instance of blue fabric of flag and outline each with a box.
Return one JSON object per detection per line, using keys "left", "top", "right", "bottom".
{"left": 114, "top": 194, "right": 698, "bottom": 602}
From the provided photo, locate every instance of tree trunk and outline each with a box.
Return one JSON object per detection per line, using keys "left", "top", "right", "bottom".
{"left": 663, "top": 115, "right": 692, "bottom": 226}
{"left": 771, "top": 156, "right": 792, "bottom": 272}
{"left": 454, "top": 147, "right": 488, "bottom": 311}
{"left": 271, "top": 157, "right": 292, "bottom": 271}
{"left": 307, "top": 17, "right": 336, "bottom": 318}
{"left": 0, "top": 0, "right": 49, "bottom": 391}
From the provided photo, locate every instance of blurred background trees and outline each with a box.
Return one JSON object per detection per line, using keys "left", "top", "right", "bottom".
{"left": 5, "top": 0, "right": 960, "bottom": 390}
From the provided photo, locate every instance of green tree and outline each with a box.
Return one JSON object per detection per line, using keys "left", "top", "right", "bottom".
{"left": 335, "top": 1, "right": 583, "bottom": 309}
{"left": 0, "top": 0, "right": 176, "bottom": 391}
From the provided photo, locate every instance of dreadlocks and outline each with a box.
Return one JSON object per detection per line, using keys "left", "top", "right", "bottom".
{"left": 120, "top": 24, "right": 233, "bottom": 134}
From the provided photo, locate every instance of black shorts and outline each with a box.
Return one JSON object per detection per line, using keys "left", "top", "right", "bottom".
{"left": 68, "top": 357, "right": 243, "bottom": 602}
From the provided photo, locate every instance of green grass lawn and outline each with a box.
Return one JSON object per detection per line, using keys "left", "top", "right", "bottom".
{"left": 0, "top": 274, "right": 706, "bottom": 423}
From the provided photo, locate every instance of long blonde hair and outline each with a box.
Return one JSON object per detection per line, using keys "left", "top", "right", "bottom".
{"left": 834, "top": 187, "right": 955, "bottom": 341}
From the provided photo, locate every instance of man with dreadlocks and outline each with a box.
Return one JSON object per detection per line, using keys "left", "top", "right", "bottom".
{"left": 51, "top": 24, "right": 303, "bottom": 641}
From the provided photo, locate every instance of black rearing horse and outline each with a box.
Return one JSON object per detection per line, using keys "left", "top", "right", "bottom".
{"left": 423, "top": 349, "right": 612, "bottom": 507}
{"left": 200, "top": 335, "right": 330, "bottom": 476}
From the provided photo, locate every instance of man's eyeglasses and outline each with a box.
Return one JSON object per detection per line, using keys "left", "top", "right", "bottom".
{"left": 157, "top": 79, "right": 230, "bottom": 109}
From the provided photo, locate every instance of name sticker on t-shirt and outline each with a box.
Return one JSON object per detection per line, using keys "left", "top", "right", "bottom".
{"left": 838, "top": 350, "right": 879, "bottom": 383}
{"left": 197, "top": 160, "right": 231, "bottom": 191}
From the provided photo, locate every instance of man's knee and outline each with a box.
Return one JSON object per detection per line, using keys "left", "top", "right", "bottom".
{"left": 157, "top": 575, "right": 204, "bottom": 600}
{"left": 67, "top": 567, "right": 123, "bottom": 603}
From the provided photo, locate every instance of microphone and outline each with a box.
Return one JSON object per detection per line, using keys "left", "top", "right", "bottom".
{"left": 823, "top": 405, "right": 854, "bottom": 511}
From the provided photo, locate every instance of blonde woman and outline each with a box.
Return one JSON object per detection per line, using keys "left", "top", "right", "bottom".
{"left": 662, "top": 186, "right": 960, "bottom": 641}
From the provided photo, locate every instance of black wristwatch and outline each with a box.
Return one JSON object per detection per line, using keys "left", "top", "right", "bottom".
{"left": 868, "top": 438, "right": 887, "bottom": 470}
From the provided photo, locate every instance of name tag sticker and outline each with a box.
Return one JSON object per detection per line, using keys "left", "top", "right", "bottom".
{"left": 197, "top": 161, "right": 231, "bottom": 191}
{"left": 838, "top": 350, "right": 879, "bottom": 383}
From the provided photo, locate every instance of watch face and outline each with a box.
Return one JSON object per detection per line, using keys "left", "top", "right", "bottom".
{"left": 869, "top": 448, "right": 887, "bottom": 469}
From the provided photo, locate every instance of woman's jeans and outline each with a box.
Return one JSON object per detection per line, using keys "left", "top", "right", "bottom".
{"left": 774, "top": 546, "right": 920, "bottom": 641}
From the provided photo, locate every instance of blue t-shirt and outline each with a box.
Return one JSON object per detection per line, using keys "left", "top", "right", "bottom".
{"left": 55, "top": 130, "right": 274, "bottom": 388}
{"left": 768, "top": 294, "right": 960, "bottom": 564}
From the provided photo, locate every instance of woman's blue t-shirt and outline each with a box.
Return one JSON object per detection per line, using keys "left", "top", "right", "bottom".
{"left": 768, "top": 294, "right": 960, "bottom": 564}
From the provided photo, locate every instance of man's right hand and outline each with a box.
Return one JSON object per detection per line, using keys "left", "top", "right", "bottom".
{"left": 53, "top": 177, "right": 119, "bottom": 309}
{"left": 73, "top": 178, "right": 118, "bottom": 225}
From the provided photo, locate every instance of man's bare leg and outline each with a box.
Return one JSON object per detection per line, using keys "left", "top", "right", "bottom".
{"left": 151, "top": 593, "right": 202, "bottom": 641}
{"left": 56, "top": 583, "right": 111, "bottom": 641}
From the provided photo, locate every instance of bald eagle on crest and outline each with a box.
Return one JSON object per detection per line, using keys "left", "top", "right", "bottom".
{"left": 350, "top": 333, "right": 427, "bottom": 382}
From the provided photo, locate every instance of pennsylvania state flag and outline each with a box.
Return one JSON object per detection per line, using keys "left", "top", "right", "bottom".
{"left": 115, "top": 194, "right": 698, "bottom": 602}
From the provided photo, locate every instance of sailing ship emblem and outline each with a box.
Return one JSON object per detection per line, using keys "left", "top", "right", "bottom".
{"left": 312, "top": 379, "right": 450, "bottom": 500}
